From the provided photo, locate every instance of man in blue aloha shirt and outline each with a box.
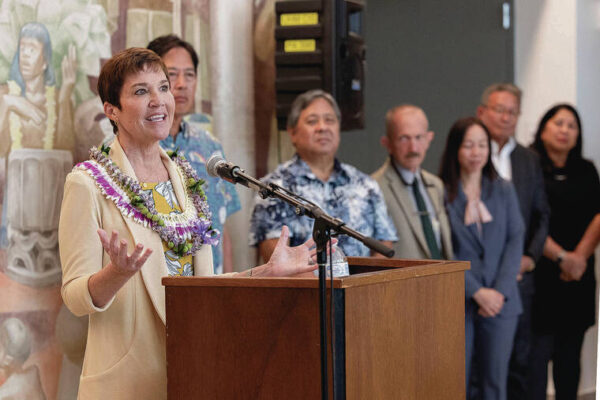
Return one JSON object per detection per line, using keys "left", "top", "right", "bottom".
{"left": 250, "top": 90, "right": 397, "bottom": 261}
{"left": 148, "top": 35, "right": 240, "bottom": 274}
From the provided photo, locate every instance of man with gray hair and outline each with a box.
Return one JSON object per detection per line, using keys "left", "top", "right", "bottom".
{"left": 250, "top": 89, "right": 397, "bottom": 261}
{"left": 372, "top": 105, "right": 453, "bottom": 260}
{"left": 477, "top": 83, "right": 550, "bottom": 399}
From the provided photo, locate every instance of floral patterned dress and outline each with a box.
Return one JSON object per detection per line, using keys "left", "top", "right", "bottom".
{"left": 141, "top": 181, "right": 193, "bottom": 276}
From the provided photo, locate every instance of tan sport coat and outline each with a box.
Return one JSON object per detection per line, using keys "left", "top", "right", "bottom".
{"left": 59, "top": 139, "right": 213, "bottom": 400}
{"left": 372, "top": 158, "right": 453, "bottom": 260}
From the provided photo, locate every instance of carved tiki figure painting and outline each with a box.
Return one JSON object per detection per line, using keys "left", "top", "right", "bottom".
{"left": 0, "top": 2, "right": 210, "bottom": 398}
{"left": 0, "top": 16, "right": 95, "bottom": 400}
{"left": 0, "top": 22, "right": 75, "bottom": 287}
{"left": 0, "top": 22, "right": 76, "bottom": 154}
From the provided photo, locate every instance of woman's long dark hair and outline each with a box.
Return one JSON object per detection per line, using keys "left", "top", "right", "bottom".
{"left": 530, "top": 104, "right": 583, "bottom": 171}
{"left": 439, "top": 117, "right": 498, "bottom": 202}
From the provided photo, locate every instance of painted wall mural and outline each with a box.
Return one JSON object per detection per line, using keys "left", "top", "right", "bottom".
{"left": 0, "top": 1, "right": 211, "bottom": 399}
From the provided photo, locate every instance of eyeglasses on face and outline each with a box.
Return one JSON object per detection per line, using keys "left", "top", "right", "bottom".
{"left": 484, "top": 104, "right": 520, "bottom": 118}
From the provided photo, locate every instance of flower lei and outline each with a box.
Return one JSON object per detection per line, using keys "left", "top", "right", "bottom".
{"left": 76, "top": 144, "right": 220, "bottom": 256}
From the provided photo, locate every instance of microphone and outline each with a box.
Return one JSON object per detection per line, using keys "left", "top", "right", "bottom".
{"left": 206, "top": 155, "right": 238, "bottom": 183}
{"left": 206, "top": 155, "right": 266, "bottom": 192}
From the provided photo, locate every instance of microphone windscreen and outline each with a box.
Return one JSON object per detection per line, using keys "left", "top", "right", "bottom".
{"left": 206, "top": 155, "right": 225, "bottom": 177}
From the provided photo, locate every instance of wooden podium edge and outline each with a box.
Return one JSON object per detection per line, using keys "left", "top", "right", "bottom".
{"left": 162, "top": 259, "right": 469, "bottom": 289}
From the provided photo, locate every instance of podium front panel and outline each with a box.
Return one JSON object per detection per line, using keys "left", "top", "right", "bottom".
{"left": 165, "top": 285, "right": 330, "bottom": 398}
{"left": 164, "top": 260, "right": 467, "bottom": 399}
{"left": 343, "top": 265, "right": 466, "bottom": 399}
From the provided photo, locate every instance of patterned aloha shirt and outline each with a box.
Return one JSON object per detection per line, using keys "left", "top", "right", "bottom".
{"left": 249, "top": 154, "right": 398, "bottom": 256}
{"left": 141, "top": 181, "right": 193, "bottom": 276}
{"left": 161, "top": 115, "right": 241, "bottom": 274}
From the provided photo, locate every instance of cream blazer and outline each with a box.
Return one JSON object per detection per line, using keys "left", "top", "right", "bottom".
{"left": 59, "top": 139, "right": 213, "bottom": 400}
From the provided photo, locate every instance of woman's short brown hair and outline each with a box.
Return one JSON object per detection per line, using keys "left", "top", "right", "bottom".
{"left": 98, "top": 47, "right": 168, "bottom": 133}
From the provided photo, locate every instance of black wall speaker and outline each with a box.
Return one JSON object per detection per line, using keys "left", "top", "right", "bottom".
{"left": 275, "top": 0, "right": 365, "bottom": 131}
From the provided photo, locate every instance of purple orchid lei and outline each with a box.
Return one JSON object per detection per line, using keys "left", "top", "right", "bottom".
{"left": 76, "top": 145, "right": 220, "bottom": 256}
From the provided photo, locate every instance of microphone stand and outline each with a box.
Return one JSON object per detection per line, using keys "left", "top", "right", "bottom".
{"left": 228, "top": 169, "right": 394, "bottom": 399}
{"left": 313, "top": 216, "right": 334, "bottom": 400}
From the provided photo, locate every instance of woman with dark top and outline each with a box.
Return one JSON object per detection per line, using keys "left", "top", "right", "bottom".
{"left": 528, "top": 104, "right": 600, "bottom": 400}
{"left": 439, "top": 117, "right": 524, "bottom": 400}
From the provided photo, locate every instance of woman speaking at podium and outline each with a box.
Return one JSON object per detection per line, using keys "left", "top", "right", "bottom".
{"left": 58, "top": 47, "right": 316, "bottom": 400}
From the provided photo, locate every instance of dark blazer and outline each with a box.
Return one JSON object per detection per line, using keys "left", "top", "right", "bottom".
{"left": 510, "top": 144, "right": 550, "bottom": 262}
{"left": 447, "top": 177, "right": 525, "bottom": 317}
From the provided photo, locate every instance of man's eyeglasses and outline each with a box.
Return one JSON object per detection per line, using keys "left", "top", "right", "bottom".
{"left": 484, "top": 104, "right": 520, "bottom": 118}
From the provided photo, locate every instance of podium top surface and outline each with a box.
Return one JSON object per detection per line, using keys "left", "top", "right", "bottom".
{"left": 162, "top": 258, "right": 469, "bottom": 289}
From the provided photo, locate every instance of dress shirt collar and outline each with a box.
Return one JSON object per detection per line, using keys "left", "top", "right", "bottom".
{"left": 491, "top": 137, "right": 516, "bottom": 180}
{"left": 177, "top": 120, "right": 191, "bottom": 140}
{"left": 292, "top": 153, "right": 348, "bottom": 184}
{"left": 161, "top": 120, "right": 190, "bottom": 148}
{"left": 391, "top": 158, "right": 423, "bottom": 186}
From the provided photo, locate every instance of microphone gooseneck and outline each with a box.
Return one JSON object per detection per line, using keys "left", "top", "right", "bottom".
{"left": 204, "top": 155, "right": 394, "bottom": 258}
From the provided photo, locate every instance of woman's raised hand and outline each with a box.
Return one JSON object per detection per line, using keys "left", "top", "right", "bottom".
{"left": 97, "top": 229, "right": 153, "bottom": 277}
{"left": 87, "top": 230, "right": 153, "bottom": 309}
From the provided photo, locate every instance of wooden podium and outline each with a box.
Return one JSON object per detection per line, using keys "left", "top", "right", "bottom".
{"left": 162, "top": 257, "right": 468, "bottom": 399}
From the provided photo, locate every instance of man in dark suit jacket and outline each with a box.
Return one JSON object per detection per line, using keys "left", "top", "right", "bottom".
{"left": 477, "top": 83, "right": 550, "bottom": 400}
{"left": 372, "top": 105, "right": 453, "bottom": 260}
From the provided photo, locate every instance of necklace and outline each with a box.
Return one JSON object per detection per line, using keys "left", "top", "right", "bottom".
{"left": 76, "top": 144, "right": 219, "bottom": 256}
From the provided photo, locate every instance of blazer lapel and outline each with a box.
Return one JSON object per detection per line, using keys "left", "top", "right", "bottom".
{"left": 193, "top": 244, "right": 214, "bottom": 276}
{"left": 510, "top": 146, "right": 524, "bottom": 192}
{"left": 423, "top": 174, "right": 451, "bottom": 259}
{"left": 109, "top": 140, "right": 169, "bottom": 325}
{"left": 478, "top": 177, "right": 496, "bottom": 251}
{"left": 454, "top": 183, "right": 485, "bottom": 252}
{"left": 385, "top": 163, "right": 430, "bottom": 257}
